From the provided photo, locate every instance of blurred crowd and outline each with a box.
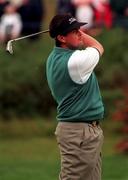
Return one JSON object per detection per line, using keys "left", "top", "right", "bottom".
{"left": 56, "top": 0, "right": 128, "bottom": 36}
{"left": 0, "top": 0, "right": 45, "bottom": 43}
{"left": 0, "top": 0, "right": 128, "bottom": 43}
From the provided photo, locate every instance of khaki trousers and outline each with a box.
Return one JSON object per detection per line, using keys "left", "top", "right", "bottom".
{"left": 55, "top": 122, "right": 104, "bottom": 180}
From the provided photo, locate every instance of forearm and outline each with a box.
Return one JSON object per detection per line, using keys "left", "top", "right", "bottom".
{"left": 80, "top": 30, "right": 104, "bottom": 56}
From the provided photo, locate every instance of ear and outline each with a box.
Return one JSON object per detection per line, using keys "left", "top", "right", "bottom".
{"left": 56, "top": 35, "right": 66, "bottom": 43}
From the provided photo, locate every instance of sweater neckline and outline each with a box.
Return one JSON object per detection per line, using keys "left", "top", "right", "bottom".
{"left": 54, "top": 46, "right": 74, "bottom": 53}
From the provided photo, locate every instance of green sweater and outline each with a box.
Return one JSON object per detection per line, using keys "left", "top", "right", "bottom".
{"left": 46, "top": 47, "right": 104, "bottom": 122}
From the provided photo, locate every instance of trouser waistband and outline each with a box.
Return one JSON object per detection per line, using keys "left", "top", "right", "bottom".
{"left": 59, "top": 120, "right": 100, "bottom": 126}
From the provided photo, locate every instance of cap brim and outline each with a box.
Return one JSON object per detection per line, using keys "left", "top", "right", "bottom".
{"left": 78, "top": 22, "right": 88, "bottom": 26}
{"left": 62, "top": 21, "right": 87, "bottom": 35}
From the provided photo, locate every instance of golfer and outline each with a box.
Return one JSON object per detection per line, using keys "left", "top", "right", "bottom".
{"left": 46, "top": 13, "right": 104, "bottom": 180}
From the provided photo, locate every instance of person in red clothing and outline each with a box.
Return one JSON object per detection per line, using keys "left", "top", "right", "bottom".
{"left": 92, "top": 0, "right": 113, "bottom": 29}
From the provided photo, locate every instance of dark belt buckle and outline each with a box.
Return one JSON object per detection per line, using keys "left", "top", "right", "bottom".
{"left": 92, "top": 121, "right": 97, "bottom": 127}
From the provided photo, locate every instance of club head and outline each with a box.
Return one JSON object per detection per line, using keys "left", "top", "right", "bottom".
{"left": 6, "top": 40, "right": 14, "bottom": 54}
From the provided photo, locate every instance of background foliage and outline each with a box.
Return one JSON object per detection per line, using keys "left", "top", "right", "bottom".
{"left": 0, "top": 28, "right": 127, "bottom": 118}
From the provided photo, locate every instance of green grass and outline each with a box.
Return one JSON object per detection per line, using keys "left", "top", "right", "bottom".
{"left": 0, "top": 137, "right": 59, "bottom": 180}
{"left": 0, "top": 136, "right": 127, "bottom": 180}
{"left": 103, "top": 156, "right": 128, "bottom": 180}
{"left": 0, "top": 118, "right": 127, "bottom": 180}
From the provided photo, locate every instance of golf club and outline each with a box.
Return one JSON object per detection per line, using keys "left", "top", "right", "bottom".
{"left": 6, "top": 29, "right": 49, "bottom": 54}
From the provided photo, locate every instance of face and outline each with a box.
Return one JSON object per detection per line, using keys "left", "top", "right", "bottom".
{"left": 57, "top": 29, "right": 83, "bottom": 50}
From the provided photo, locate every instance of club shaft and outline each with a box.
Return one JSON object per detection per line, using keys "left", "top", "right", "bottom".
{"left": 13, "top": 29, "right": 49, "bottom": 42}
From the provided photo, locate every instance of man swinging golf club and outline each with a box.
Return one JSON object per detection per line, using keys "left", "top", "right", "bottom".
{"left": 46, "top": 13, "right": 104, "bottom": 180}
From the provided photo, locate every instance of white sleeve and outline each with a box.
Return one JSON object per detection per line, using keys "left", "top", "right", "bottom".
{"left": 68, "top": 47, "right": 100, "bottom": 84}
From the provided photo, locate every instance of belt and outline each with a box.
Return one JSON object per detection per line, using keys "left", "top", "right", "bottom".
{"left": 60, "top": 120, "right": 100, "bottom": 126}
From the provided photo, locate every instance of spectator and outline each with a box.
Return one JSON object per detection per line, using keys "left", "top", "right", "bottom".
{"left": 0, "top": 3, "right": 22, "bottom": 43}
{"left": 8, "top": 0, "right": 23, "bottom": 7}
{"left": 72, "top": 0, "right": 94, "bottom": 29}
{"left": 72, "top": 0, "right": 102, "bottom": 36}
{"left": 0, "top": 0, "right": 9, "bottom": 17}
{"left": 56, "top": 0, "right": 76, "bottom": 16}
{"left": 92, "top": 0, "right": 113, "bottom": 29}
{"left": 110, "top": 0, "right": 128, "bottom": 29}
{"left": 18, "top": 0, "right": 45, "bottom": 40}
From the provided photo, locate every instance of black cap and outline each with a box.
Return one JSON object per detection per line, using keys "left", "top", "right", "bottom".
{"left": 49, "top": 14, "right": 87, "bottom": 38}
